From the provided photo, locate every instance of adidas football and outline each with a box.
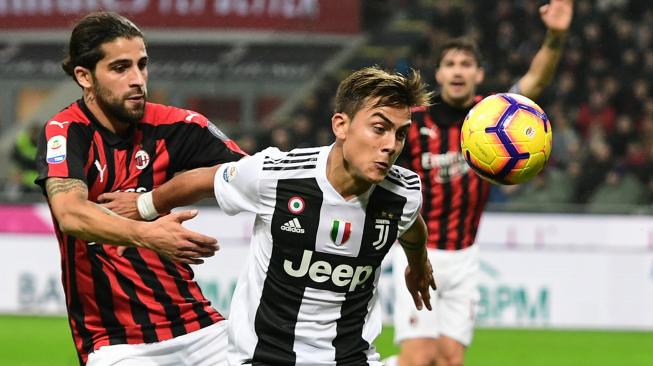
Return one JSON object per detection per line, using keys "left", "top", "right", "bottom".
{"left": 460, "top": 93, "right": 552, "bottom": 185}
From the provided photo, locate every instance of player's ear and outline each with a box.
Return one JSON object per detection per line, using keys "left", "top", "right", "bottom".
{"left": 475, "top": 67, "right": 485, "bottom": 84}
{"left": 332, "top": 112, "right": 349, "bottom": 140}
{"left": 74, "top": 66, "right": 93, "bottom": 89}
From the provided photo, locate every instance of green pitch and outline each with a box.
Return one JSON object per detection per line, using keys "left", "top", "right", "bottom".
{"left": 2, "top": 315, "right": 653, "bottom": 366}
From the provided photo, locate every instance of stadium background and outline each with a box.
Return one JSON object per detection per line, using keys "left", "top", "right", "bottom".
{"left": 1, "top": 0, "right": 652, "bottom": 365}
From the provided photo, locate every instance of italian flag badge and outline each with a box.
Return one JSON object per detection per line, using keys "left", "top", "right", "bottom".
{"left": 330, "top": 219, "right": 352, "bottom": 246}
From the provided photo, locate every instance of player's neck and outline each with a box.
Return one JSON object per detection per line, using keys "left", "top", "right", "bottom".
{"left": 83, "top": 93, "right": 131, "bottom": 136}
{"left": 326, "top": 145, "right": 373, "bottom": 201}
{"left": 441, "top": 93, "right": 476, "bottom": 109}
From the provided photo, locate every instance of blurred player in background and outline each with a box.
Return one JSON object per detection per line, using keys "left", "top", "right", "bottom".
{"left": 35, "top": 12, "right": 244, "bottom": 365}
{"left": 388, "top": 1, "right": 574, "bottom": 365}
{"left": 106, "top": 66, "right": 435, "bottom": 365}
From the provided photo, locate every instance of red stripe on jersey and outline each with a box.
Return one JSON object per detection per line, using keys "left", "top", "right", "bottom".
{"left": 96, "top": 250, "right": 146, "bottom": 344}
{"left": 425, "top": 116, "right": 445, "bottom": 249}
{"left": 446, "top": 127, "right": 463, "bottom": 250}
{"left": 111, "top": 249, "right": 174, "bottom": 341}
{"left": 153, "top": 139, "right": 169, "bottom": 187}
{"left": 342, "top": 222, "right": 352, "bottom": 243}
{"left": 139, "top": 251, "right": 197, "bottom": 333}
{"left": 111, "top": 149, "right": 129, "bottom": 192}
{"left": 224, "top": 139, "right": 247, "bottom": 156}
{"left": 124, "top": 130, "right": 145, "bottom": 189}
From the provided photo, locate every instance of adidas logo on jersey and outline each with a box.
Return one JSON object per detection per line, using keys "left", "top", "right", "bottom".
{"left": 281, "top": 218, "right": 305, "bottom": 234}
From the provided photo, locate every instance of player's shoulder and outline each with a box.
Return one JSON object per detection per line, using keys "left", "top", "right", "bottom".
{"left": 258, "top": 146, "right": 322, "bottom": 174}
{"left": 382, "top": 165, "right": 422, "bottom": 193}
{"left": 44, "top": 101, "right": 91, "bottom": 134}
{"left": 142, "top": 103, "right": 209, "bottom": 127}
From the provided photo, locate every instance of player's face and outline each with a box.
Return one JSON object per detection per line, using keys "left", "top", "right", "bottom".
{"left": 436, "top": 49, "right": 484, "bottom": 107}
{"left": 338, "top": 99, "right": 411, "bottom": 184}
{"left": 92, "top": 37, "right": 148, "bottom": 124}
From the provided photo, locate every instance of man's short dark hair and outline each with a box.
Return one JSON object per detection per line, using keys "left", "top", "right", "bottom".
{"left": 62, "top": 12, "right": 144, "bottom": 81}
{"left": 334, "top": 66, "right": 432, "bottom": 118}
{"left": 436, "top": 37, "right": 483, "bottom": 67}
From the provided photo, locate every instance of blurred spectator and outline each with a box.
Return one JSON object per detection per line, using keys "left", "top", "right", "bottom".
{"left": 586, "top": 164, "right": 646, "bottom": 213}
{"left": 8, "top": 124, "right": 40, "bottom": 195}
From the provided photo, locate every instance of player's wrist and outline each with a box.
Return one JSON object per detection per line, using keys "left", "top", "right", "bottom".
{"left": 137, "top": 191, "right": 160, "bottom": 221}
{"left": 544, "top": 29, "right": 567, "bottom": 49}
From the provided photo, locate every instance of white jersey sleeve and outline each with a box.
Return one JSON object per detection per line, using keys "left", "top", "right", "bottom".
{"left": 213, "top": 147, "right": 278, "bottom": 215}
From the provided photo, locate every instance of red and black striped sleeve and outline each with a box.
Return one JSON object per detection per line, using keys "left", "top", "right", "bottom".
{"left": 34, "top": 118, "right": 91, "bottom": 192}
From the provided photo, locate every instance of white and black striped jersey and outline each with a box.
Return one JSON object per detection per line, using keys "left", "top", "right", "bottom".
{"left": 213, "top": 145, "right": 422, "bottom": 366}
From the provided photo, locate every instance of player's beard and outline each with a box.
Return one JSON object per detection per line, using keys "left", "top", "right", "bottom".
{"left": 93, "top": 81, "right": 147, "bottom": 125}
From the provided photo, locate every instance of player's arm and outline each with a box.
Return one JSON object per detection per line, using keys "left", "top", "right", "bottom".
{"left": 46, "top": 177, "right": 217, "bottom": 264}
{"left": 516, "top": 0, "right": 573, "bottom": 99}
{"left": 149, "top": 165, "right": 221, "bottom": 216}
{"left": 398, "top": 213, "right": 437, "bottom": 311}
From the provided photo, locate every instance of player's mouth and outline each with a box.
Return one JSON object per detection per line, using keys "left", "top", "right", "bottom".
{"left": 374, "top": 161, "right": 389, "bottom": 171}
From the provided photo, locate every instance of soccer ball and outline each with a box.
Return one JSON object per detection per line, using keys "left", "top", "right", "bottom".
{"left": 460, "top": 93, "right": 552, "bottom": 185}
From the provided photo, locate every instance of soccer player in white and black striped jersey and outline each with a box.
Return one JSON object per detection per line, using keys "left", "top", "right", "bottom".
{"left": 104, "top": 66, "right": 436, "bottom": 365}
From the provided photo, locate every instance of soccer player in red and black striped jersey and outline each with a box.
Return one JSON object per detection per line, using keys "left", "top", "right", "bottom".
{"left": 388, "top": 1, "right": 573, "bottom": 366}
{"left": 34, "top": 12, "right": 245, "bottom": 366}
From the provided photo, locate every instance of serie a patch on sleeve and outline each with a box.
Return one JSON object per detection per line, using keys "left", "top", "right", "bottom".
{"left": 46, "top": 135, "right": 67, "bottom": 164}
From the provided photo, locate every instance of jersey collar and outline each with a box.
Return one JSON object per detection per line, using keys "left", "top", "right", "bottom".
{"left": 78, "top": 99, "right": 137, "bottom": 148}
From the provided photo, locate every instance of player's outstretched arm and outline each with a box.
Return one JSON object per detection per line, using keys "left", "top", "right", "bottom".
{"left": 150, "top": 165, "right": 220, "bottom": 215}
{"left": 46, "top": 177, "right": 217, "bottom": 264}
{"left": 517, "top": 0, "right": 573, "bottom": 99}
{"left": 398, "top": 214, "right": 437, "bottom": 311}
{"left": 98, "top": 165, "right": 221, "bottom": 221}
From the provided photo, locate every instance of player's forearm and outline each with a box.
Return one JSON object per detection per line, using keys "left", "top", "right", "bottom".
{"left": 518, "top": 30, "right": 567, "bottom": 99}
{"left": 400, "top": 238, "right": 429, "bottom": 269}
{"left": 152, "top": 165, "right": 219, "bottom": 213}
{"left": 56, "top": 199, "right": 146, "bottom": 247}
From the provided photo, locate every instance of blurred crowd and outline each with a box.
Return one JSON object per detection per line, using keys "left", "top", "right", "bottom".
{"left": 231, "top": 0, "right": 653, "bottom": 213}
{"left": 8, "top": 1, "right": 653, "bottom": 213}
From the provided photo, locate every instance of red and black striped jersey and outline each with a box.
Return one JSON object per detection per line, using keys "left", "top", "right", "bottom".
{"left": 35, "top": 99, "right": 245, "bottom": 365}
{"left": 399, "top": 94, "right": 490, "bottom": 251}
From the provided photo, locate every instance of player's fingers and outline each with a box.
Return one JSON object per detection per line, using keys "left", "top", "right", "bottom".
{"left": 410, "top": 288, "right": 423, "bottom": 311}
{"left": 185, "top": 232, "right": 218, "bottom": 248}
{"left": 174, "top": 209, "right": 199, "bottom": 223}
{"left": 97, "top": 192, "right": 116, "bottom": 203}
{"left": 430, "top": 276, "right": 437, "bottom": 291}
{"left": 178, "top": 244, "right": 217, "bottom": 256}
{"left": 421, "top": 286, "right": 432, "bottom": 311}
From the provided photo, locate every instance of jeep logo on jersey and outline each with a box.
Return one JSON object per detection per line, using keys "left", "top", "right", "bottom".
{"left": 284, "top": 250, "right": 374, "bottom": 292}
{"left": 288, "top": 196, "right": 305, "bottom": 214}
{"left": 134, "top": 150, "right": 150, "bottom": 170}
{"left": 330, "top": 219, "right": 351, "bottom": 246}
{"left": 372, "top": 219, "right": 391, "bottom": 250}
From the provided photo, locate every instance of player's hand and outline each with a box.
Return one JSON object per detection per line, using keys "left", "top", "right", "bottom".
{"left": 540, "top": 0, "right": 573, "bottom": 35}
{"left": 404, "top": 259, "right": 437, "bottom": 311}
{"left": 136, "top": 209, "right": 218, "bottom": 265}
{"left": 98, "top": 191, "right": 142, "bottom": 220}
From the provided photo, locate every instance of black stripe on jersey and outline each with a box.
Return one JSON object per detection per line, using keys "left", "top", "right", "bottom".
{"left": 137, "top": 125, "right": 156, "bottom": 190}
{"left": 414, "top": 112, "right": 434, "bottom": 238}
{"left": 385, "top": 175, "right": 421, "bottom": 191}
{"left": 263, "top": 157, "right": 318, "bottom": 165}
{"left": 286, "top": 150, "right": 320, "bottom": 157}
{"left": 122, "top": 249, "right": 187, "bottom": 338}
{"left": 252, "top": 178, "right": 323, "bottom": 365}
{"left": 161, "top": 258, "right": 214, "bottom": 329}
{"left": 455, "top": 173, "right": 470, "bottom": 250}
{"left": 262, "top": 164, "right": 317, "bottom": 171}
{"left": 437, "top": 130, "right": 451, "bottom": 250}
{"left": 388, "top": 168, "right": 419, "bottom": 183}
{"left": 86, "top": 143, "right": 100, "bottom": 187}
{"left": 101, "top": 138, "right": 117, "bottom": 192}
{"left": 96, "top": 248, "right": 159, "bottom": 343}
{"left": 334, "top": 186, "right": 406, "bottom": 365}
{"left": 65, "top": 235, "right": 94, "bottom": 363}
{"left": 87, "top": 246, "right": 127, "bottom": 345}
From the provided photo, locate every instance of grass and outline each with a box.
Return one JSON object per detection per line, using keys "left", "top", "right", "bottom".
{"left": 2, "top": 315, "right": 653, "bottom": 365}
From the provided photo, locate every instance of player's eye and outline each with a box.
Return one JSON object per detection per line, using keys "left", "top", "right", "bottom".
{"left": 372, "top": 125, "right": 385, "bottom": 134}
{"left": 397, "top": 129, "right": 408, "bottom": 140}
{"left": 113, "top": 64, "right": 128, "bottom": 73}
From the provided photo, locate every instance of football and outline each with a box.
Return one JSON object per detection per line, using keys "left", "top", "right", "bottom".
{"left": 460, "top": 93, "right": 552, "bottom": 185}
